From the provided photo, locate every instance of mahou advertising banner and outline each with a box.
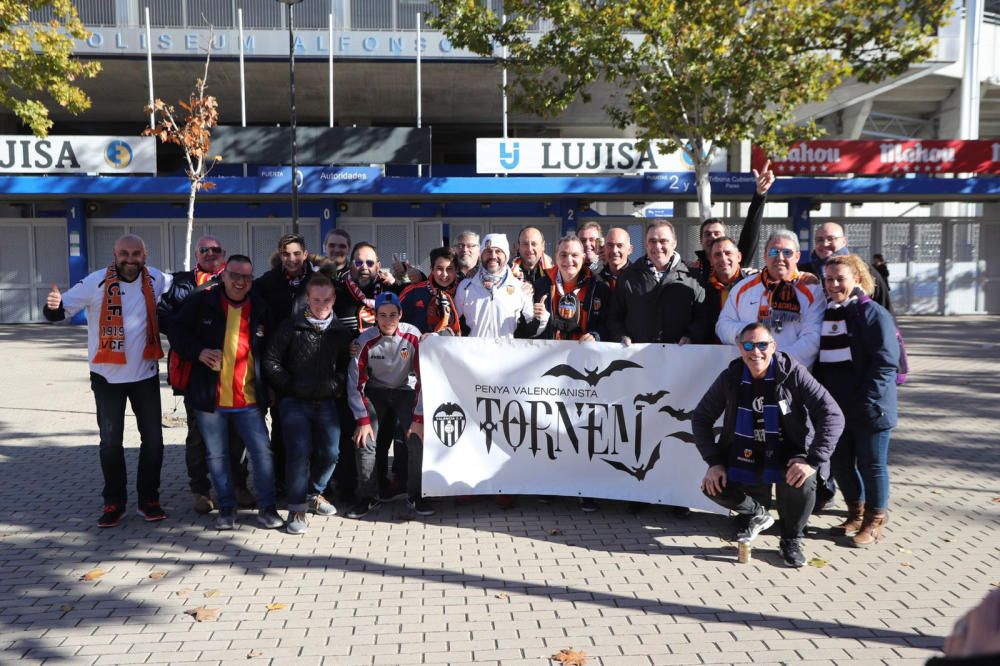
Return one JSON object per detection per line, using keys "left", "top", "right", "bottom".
{"left": 752, "top": 140, "right": 1000, "bottom": 175}
{"left": 419, "top": 336, "right": 736, "bottom": 512}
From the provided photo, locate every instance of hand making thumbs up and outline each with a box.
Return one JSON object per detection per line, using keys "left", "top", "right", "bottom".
{"left": 46, "top": 283, "right": 62, "bottom": 310}
{"left": 534, "top": 294, "right": 549, "bottom": 320}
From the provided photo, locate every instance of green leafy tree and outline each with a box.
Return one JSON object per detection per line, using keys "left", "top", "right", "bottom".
{"left": 0, "top": 0, "right": 101, "bottom": 137}
{"left": 431, "top": 0, "right": 952, "bottom": 219}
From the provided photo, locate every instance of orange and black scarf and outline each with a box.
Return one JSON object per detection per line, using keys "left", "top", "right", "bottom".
{"left": 546, "top": 266, "right": 591, "bottom": 340}
{"left": 93, "top": 264, "right": 163, "bottom": 365}
{"left": 425, "top": 282, "right": 461, "bottom": 335}
{"left": 758, "top": 269, "right": 802, "bottom": 322}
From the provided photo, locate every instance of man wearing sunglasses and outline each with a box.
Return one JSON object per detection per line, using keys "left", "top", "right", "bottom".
{"left": 157, "top": 236, "right": 252, "bottom": 514}
{"left": 334, "top": 242, "right": 403, "bottom": 334}
{"left": 692, "top": 322, "right": 844, "bottom": 567}
{"left": 716, "top": 230, "right": 825, "bottom": 369}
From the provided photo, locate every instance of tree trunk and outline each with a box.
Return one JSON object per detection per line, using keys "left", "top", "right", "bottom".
{"left": 695, "top": 160, "right": 713, "bottom": 222}
{"left": 184, "top": 180, "right": 197, "bottom": 271}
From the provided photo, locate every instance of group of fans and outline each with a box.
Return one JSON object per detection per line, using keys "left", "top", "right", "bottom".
{"left": 42, "top": 162, "right": 903, "bottom": 568}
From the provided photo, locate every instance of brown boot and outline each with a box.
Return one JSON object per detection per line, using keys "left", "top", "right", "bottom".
{"left": 832, "top": 502, "right": 865, "bottom": 535}
{"left": 851, "top": 508, "right": 887, "bottom": 547}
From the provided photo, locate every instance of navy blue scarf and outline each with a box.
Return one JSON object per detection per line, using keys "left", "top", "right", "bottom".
{"left": 729, "top": 359, "right": 784, "bottom": 484}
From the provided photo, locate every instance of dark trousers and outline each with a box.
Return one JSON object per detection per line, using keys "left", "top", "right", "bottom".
{"left": 706, "top": 474, "right": 817, "bottom": 539}
{"left": 356, "top": 386, "right": 414, "bottom": 499}
{"left": 330, "top": 398, "right": 357, "bottom": 500}
{"left": 279, "top": 397, "right": 342, "bottom": 512}
{"left": 183, "top": 400, "right": 248, "bottom": 495}
{"left": 89, "top": 372, "right": 164, "bottom": 507}
{"left": 268, "top": 404, "right": 286, "bottom": 493}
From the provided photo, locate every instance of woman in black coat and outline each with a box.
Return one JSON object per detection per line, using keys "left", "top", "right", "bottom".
{"left": 815, "top": 254, "right": 899, "bottom": 548}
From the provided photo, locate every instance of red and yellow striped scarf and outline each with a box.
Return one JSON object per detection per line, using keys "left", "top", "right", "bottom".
{"left": 216, "top": 297, "right": 256, "bottom": 409}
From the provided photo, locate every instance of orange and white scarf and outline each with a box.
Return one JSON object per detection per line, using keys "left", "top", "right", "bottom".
{"left": 93, "top": 264, "right": 163, "bottom": 365}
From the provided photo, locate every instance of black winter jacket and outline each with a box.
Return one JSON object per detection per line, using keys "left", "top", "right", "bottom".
{"left": 156, "top": 270, "right": 220, "bottom": 335}
{"left": 606, "top": 255, "right": 708, "bottom": 344}
{"left": 262, "top": 312, "right": 354, "bottom": 401}
{"left": 692, "top": 352, "right": 845, "bottom": 478}
{"left": 689, "top": 191, "right": 766, "bottom": 282}
{"left": 252, "top": 258, "right": 319, "bottom": 331}
{"left": 168, "top": 288, "right": 271, "bottom": 413}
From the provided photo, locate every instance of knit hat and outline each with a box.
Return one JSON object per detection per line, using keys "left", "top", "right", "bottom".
{"left": 480, "top": 233, "right": 510, "bottom": 259}
{"left": 374, "top": 292, "right": 402, "bottom": 312}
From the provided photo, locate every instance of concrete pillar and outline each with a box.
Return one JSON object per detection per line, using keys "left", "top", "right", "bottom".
{"left": 66, "top": 199, "right": 88, "bottom": 324}
{"left": 841, "top": 100, "right": 873, "bottom": 139}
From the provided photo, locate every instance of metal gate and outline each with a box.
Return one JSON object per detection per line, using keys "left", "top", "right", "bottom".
{"left": 0, "top": 220, "right": 68, "bottom": 323}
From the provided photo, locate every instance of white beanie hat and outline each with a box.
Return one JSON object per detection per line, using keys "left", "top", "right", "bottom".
{"left": 480, "top": 233, "right": 509, "bottom": 259}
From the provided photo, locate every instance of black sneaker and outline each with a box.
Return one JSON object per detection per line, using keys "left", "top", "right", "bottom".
{"left": 214, "top": 507, "right": 236, "bottom": 530}
{"left": 136, "top": 501, "right": 167, "bottom": 522}
{"left": 407, "top": 497, "right": 436, "bottom": 517}
{"left": 98, "top": 504, "right": 125, "bottom": 528}
{"left": 736, "top": 509, "right": 775, "bottom": 543}
{"left": 780, "top": 538, "right": 807, "bottom": 568}
{"left": 256, "top": 506, "right": 284, "bottom": 529}
{"left": 580, "top": 498, "right": 599, "bottom": 513}
{"left": 346, "top": 498, "right": 380, "bottom": 519}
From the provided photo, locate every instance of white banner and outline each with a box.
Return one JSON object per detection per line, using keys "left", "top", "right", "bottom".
{"left": 476, "top": 138, "right": 728, "bottom": 174}
{"left": 0, "top": 136, "right": 157, "bottom": 174}
{"left": 420, "top": 337, "right": 738, "bottom": 512}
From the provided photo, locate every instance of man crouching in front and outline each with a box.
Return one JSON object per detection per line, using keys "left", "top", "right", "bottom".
{"left": 692, "top": 322, "right": 844, "bottom": 567}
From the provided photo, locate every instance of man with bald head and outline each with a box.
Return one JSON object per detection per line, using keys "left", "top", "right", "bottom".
{"left": 596, "top": 227, "right": 633, "bottom": 290}
{"left": 44, "top": 234, "right": 171, "bottom": 527}
{"left": 799, "top": 222, "right": 892, "bottom": 312}
{"left": 512, "top": 226, "right": 554, "bottom": 285}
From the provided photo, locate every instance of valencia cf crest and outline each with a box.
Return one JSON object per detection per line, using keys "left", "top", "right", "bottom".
{"left": 400, "top": 348, "right": 410, "bottom": 361}
{"left": 744, "top": 448, "right": 753, "bottom": 459}
{"left": 506, "top": 285, "right": 515, "bottom": 295}
{"left": 433, "top": 403, "right": 466, "bottom": 447}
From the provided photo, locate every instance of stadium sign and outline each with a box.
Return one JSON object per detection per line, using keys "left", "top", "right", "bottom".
{"left": 0, "top": 136, "right": 156, "bottom": 175}
{"left": 477, "top": 138, "right": 728, "bottom": 174}
{"left": 752, "top": 140, "right": 1000, "bottom": 175}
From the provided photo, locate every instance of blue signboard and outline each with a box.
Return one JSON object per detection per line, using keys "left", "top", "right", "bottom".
{"left": 256, "top": 166, "right": 383, "bottom": 194}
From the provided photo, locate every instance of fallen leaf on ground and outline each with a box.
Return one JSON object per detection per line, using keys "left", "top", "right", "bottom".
{"left": 162, "top": 415, "right": 186, "bottom": 428}
{"left": 991, "top": 581, "right": 1000, "bottom": 588}
{"left": 148, "top": 571, "right": 168, "bottom": 580}
{"left": 265, "top": 603, "right": 287, "bottom": 611}
{"left": 551, "top": 648, "right": 587, "bottom": 665}
{"left": 897, "top": 548, "right": 912, "bottom": 555}
{"left": 59, "top": 604, "right": 73, "bottom": 612}
{"left": 203, "top": 589, "right": 221, "bottom": 597}
{"left": 495, "top": 592, "right": 509, "bottom": 600}
{"left": 80, "top": 569, "right": 105, "bottom": 581}
{"left": 175, "top": 589, "right": 193, "bottom": 598}
{"left": 900, "top": 561, "right": 915, "bottom": 568}
{"left": 807, "top": 557, "right": 828, "bottom": 568}
{"left": 992, "top": 497, "right": 1000, "bottom": 503}
{"left": 246, "top": 649, "right": 262, "bottom": 658}
{"left": 545, "top": 528, "right": 564, "bottom": 536}
{"left": 184, "top": 606, "right": 221, "bottom": 622}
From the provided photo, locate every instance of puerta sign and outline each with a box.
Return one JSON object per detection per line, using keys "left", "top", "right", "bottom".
{"left": 0, "top": 136, "right": 156, "bottom": 175}
{"left": 476, "top": 138, "right": 728, "bottom": 174}
{"left": 419, "top": 336, "right": 735, "bottom": 510}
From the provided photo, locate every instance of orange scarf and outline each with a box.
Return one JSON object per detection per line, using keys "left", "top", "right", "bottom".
{"left": 93, "top": 264, "right": 163, "bottom": 365}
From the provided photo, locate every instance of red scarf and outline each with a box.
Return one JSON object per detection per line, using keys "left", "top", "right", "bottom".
{"left": 425, "top": 281, "right": 461, "bottom": 335}
{"left": 194, "top": 266, "right": 223, "bottom": 286}
{"left": 93, "top": 264, "right": 163, "bottom": 365}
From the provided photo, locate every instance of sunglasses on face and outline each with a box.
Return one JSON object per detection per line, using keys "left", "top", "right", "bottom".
{"left": 227, "top": 271, "right": 253, "bottom": 283}
{"left": 767, "top": 248, "right": 796, "bottom": 259}
{"left": 199, "top": 246, "right": 223, "bottom": 254}
{"left": 741, "top": 341, "right": 772, "bottom": 351}
{"left": 354, "top": 259, "right": 376, "bottom": 268}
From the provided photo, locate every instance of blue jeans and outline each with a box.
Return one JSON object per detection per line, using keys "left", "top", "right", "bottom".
{"left": 831, "top": 425, "right": 892, "bottom": 510}
{"left": 279, "top": 397, "right": 341, "bottom": 512}
{"left": 194, "top": 408, "right": 276, "bottom": 511}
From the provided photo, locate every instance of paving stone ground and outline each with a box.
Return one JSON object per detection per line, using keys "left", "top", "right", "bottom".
{"left": 0, "top": 317, "right": 997, "bottom": 666}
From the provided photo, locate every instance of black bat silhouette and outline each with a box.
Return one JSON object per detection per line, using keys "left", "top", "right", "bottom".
{"left": 659, "top": 405, "right": 693, "bottom": 421}
{"left": 633, "top": 390, "right": 671, "bottom": 406}
{"left": 602, "top": 442, "right": 662, "bottom": 481}
{"left": 543, "top": 359, "right": 642, "bottom": 387}
{"left": 667, "top": 430, "right": 696, "bottom": 444}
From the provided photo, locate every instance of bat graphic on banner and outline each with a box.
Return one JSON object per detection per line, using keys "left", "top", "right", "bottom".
{"left": 659, "top": 405, "right": 693, "bottom": 421}
{"left": 543, "top": 360, "right": 642, "bottom": 387}
{"left": 633, "top": 390, "right": 670, "bottom": 406}
{"left": 602, "top": 442, "right": 662, "bottom": 481}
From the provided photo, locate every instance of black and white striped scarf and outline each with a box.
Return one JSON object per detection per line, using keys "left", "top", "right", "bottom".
{"left": 819, "top": 290, "right": 861, "bottom": 366}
